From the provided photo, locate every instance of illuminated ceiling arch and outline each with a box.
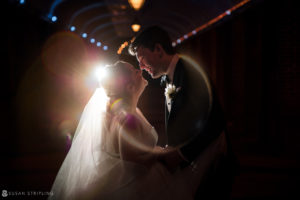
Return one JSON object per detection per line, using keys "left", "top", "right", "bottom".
{"left": 68, "top": 2, "right": 107, "bottom": 26}
{"left": 95, "top": 29, "right": 116, "bottom": 41}
{"left": 89, "top": 20, "right": 130, "bottom": 38}
{"left": 16, "top": 0, "right": 253, "bottom": 53}
{"left": 48, "top": 0, "right": 64, "bottom": 18}
{"left": 80, "top": 13, "right": 124, "bottom": 32}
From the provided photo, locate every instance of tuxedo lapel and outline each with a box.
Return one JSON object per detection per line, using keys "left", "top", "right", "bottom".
{"left": 166, "top": 59, "right": 185, "bottom": 124}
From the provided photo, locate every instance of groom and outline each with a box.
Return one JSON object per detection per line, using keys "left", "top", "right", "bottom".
{"left": 129, "top": 26, "right": 236, "bottom": 199}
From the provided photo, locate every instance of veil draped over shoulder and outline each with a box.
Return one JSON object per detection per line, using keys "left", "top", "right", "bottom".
{"left": 49, "top": 88, "right": 147, "bottom": 200}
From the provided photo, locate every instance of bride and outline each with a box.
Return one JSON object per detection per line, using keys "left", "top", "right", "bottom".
{"left": 49, "top": 61, "right": 195, "bottom": 200}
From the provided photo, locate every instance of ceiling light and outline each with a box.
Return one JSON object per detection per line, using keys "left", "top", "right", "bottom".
{"left": 128, "top": 0, "right": 145, "bottom": 11}
{"left": 131, "top": 24, "right": 141, "bottom": 32}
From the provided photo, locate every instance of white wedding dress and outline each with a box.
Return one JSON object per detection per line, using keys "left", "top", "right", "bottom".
{"left": 49, "top": 88, "right": 226, "bottom": 200}
{"left": 49, "top": 88, "right": 194, "bottom": 200}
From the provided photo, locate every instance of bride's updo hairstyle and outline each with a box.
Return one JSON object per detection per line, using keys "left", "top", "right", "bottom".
{"left": 100, "top": 61, "right": 135, "bottom": 107}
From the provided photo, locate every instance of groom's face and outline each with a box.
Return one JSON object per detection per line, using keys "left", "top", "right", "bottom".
{"left": 136, "top": 46, "right": 163, "bottom": 79}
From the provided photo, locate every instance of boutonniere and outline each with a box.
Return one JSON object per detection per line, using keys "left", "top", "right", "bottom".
{"left": 164, "top": 83, "right": 181, "bottom": 101}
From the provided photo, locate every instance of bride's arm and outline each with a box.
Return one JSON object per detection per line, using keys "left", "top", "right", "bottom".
{"left": 118, "top": 114, "right": 161, "bottom": 167}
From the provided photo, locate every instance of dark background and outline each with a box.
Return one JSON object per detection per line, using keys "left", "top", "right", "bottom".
{"left": 1, "top": 0, "right": 299, "bottom": 199}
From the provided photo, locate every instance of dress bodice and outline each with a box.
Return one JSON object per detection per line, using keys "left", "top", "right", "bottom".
{"left": 101, "top": 108, "right": 158, "bottom": 157}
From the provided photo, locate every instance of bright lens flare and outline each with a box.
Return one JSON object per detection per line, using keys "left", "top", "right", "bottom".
{"left": 95, "top": 66, "right": 108, "bottom": 82}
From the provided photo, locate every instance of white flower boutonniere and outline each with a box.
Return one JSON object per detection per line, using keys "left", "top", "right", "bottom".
{"left": 164, "top": 84, "right": 181, "bottom": 102}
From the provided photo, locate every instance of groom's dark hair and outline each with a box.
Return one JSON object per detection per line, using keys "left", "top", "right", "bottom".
{"left": 129, "top": 26, "right": 175, "bottom": 55}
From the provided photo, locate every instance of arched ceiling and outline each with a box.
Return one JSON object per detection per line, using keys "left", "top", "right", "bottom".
{"left": 9, "top": 0, "right": 253, "bottom": 53}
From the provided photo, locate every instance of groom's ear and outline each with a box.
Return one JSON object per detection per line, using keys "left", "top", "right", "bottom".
{"left": 154, "top": 44, "right": 164, "bottom": 58}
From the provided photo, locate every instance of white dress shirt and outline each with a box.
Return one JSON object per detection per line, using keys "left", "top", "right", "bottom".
{"left": 165, "top": 54, "right": 179, "bottom": 112}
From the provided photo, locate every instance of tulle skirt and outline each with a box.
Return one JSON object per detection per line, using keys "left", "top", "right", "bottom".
{"left": 99, "top": 162, "right": 194, "bottom": 200}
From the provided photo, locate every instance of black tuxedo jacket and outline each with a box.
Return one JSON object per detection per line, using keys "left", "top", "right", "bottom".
{"left": 165, "top": 57, "right": 226, "bottom": 162}
{"left": 164, "top": 57, "right": 238, "bottom": 199}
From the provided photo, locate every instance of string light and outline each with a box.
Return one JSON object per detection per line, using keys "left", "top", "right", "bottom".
{"left": 173, "top": 0, "right": 251, "bottom": 46}
{"left": 70, "top": 26, "right": 76, "bottom": 32}
{"left": 117, "top": 41, "right": 129, "bottom": 55}
{"left": 51, "top": 16, "right": 57, "bottom": 22}
{"left": 82, "top": 33, "right": 87, "bottom": 38}
{"left": 90, "top": 38, "right": 95, "bottom": 43}
{"left": 117, "top": 0, "right": 251, "bottom": 54}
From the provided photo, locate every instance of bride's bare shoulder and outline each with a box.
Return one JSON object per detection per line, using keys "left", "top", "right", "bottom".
{"left": 118, "top": 111, "right": 142, "bottom": 132}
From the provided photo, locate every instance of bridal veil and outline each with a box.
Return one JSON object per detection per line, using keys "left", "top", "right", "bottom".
{"left": 49, "top": 88, "right": 147, "bottom": 199}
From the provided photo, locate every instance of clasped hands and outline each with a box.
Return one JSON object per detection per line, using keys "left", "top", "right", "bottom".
{"left": 153, "top": 145, "right": 185, "bottom": 173}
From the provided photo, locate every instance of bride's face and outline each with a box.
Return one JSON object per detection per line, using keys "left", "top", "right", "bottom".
{"left": 124, "top": 63, "right": 148, "bottom": 97}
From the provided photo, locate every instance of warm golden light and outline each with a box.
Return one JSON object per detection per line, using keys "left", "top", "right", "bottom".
{"left": 117, "top": 41, "right": 130, "bottom": 54}
{"left": 131, "top": 24, "right": 141, "bottom": 32}
{"left": 128, "top": 0, "right": 145, "bottom": 11}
